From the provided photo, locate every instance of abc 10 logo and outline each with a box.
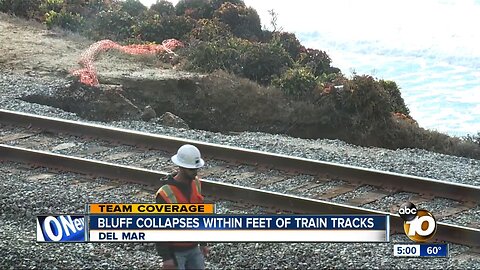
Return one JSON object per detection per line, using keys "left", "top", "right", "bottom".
{"left": 398, "top": 202, "right": 437, "bottom": 242}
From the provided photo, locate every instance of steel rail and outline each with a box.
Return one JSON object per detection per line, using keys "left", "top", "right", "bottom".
{"left": 0, "top": 109, "right": 480, "bottom": 203}
{"left": 1, "top": 144, "right": 478, "bottom": 247}
{"left": 1, "top": 109, "right": 479, "bottom": 202}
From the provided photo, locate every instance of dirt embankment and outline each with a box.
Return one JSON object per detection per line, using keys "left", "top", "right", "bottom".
{"left": 0, "top": 13, "right": 85, "bottom": 75}
{"left": 0, "top": 13, "right": 190, "bottom": 79}
{"left": 4, "top": 13, "right": 480, "bottom": 160}
{"left": 1, "top": 13, "right": 331, "bottom": 138}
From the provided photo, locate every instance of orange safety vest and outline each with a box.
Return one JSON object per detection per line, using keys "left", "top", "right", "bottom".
{"left": 155, "top": 176, "right": 204, "bottom": 247}
{"left": 156, "top": 176, "right": 204, "bottom": 204}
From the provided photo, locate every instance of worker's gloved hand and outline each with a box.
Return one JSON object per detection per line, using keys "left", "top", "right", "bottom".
{"left": 162, "top": 259, "right": 176, "bottom": 270}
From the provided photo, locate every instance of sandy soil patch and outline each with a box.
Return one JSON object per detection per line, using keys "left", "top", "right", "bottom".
{"left": 0, "top": 13, "right": 194, "bottom": 80}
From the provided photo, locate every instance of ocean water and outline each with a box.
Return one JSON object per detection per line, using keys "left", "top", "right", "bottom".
{"left": 298, "top": 32, "right": 480, "bottom": 137}
{"left": 239, "top": 0, "right": 480, "bottom": 137}
{"left": 140, "top": 0, "right": 480, "bottom": 136}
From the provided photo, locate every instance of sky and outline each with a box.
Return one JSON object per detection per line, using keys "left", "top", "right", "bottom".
{"left": 138, "top": 0, "right": 480, "bottom": 135}
{"left": 139, "top": 0, "right": 480, "bottom": 41}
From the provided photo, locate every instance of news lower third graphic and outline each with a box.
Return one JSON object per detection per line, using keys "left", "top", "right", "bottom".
{"left": 36, "top": 204, "right": 391, "bottom": 243}
{"left": 394, "top": 202, "right": 449, "bottom": 257}
{"left": 35, "top": 203, "right": 455, "bottom": 258}
{"left": 393, "top": 243, "right": 449, "bottom": 257}
{"left": 88, "top": 203, "right": 214, "bottom": 214}
{"left": 87, "top": 214, "right": 390, "bottom": 242}
{"left": 36, "top": 215, "right": 86, "bottom": 242}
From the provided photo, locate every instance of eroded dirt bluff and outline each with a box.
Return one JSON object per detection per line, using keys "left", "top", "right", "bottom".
{"left": 100, "top": 70, "right": 297, "bottom": 134}
{"left": 21, "top": 69, "right": 299, "bottom": 135}
{"left": 2, "top": 13, "right": 335, "bottom": 139}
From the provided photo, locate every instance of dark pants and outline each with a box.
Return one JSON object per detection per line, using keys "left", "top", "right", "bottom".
{"left": 174, "top": 246, "right": 205, "bottom": 270}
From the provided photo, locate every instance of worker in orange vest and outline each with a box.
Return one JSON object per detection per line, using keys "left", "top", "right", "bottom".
{"left": 155, "top": 144, "right": 210, "bottom": 270}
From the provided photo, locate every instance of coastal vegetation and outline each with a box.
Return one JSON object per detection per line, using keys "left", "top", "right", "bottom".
{"left": 1, "top": 0, "right": 479, "bottom": 159}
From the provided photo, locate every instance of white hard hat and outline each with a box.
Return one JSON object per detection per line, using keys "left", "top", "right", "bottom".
{"left": 171, "top": 144, "right": 205, "bottom": 169}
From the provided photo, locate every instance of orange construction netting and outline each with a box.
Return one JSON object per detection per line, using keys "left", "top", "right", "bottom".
{"left": 71, "top": 39, "right": 184, "bottom": 86}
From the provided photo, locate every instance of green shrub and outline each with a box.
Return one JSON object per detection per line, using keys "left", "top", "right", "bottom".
{"left": 347, "top": 75, "right": 390, "bottom": 116}
{"left": 0, "top": 0, "right": 6, "bottom": 12}
{"left": 184, "top": 38, "right": 243, "bottom": 73}
{"left": 0, "top": 0, "right": 42, "bottom": 18}
{"left": 174, "top": 0, "right": 247, "bottom": 19}
{"left": 149, "top": 0, "right": 175, "bottom": 16}
{"left": 213, "top": 2, "right": 261, "bottom": 41}
{"left": 87, "top": 9, "right": 135, "bottom": 41}
{"left": 210, "top": 0, "right": 245, "bottom": 10}
{"left": 299, "top": 48, "right": 339, "bottom": 77}
{"left": 338, "top": 75, "right": 391, "bottom": 134}
{"left": 463, "top": 132, "right": 480, "bottom": 145}
{"left": 175, "top": 0, "right": 213, "bottom": 19}
{"left": 316, "top": 72, "right": 345, "bottom": 86}
{"left": 380, "top": 80, "right": 410, "bottom": 115}
{"left": 273, "top": 32, "right": 304, "bottom": 61}
{"left": 45, "top": 9, "right": 83, "bottom": 31}
{"left": 134, "top": 14, "right": 195, "bottom": 43}
{"left": 185, "top": 38, "right": 292, "bottom": 84}
{"left": 238, "top": 40, "right": 293, "bottom": 84}
{"left": 47, "top": 0, "right": 110, "bottom": 18}
{"left": 39, "top": 0, "right": 63, "bottom": 14}
{"left": 381, "top": 120, "right": 480, "bottom": 159}
{"left": 272, "top": 67, "right": 317, "bottom": 98}
{"left": 60, "top": 0, "right": 81, "bottom": 14}
{"left": 84, "top": 0, "right": 111, "bottom": 13}
{"left": 118, "top": 0, "right": 147, "bottom": 17}
{"left": 189, "top": 18, "right": 231, "bottom": 41}
{"left": 259, "top": 29, "right": 273, "bottom": 43}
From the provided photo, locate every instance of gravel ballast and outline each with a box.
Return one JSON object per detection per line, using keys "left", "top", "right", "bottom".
{"left": 1, "top": 162, "right": 478, "bottom": 270}
{"left": 1, "top": 73, "right": 479, "bottom": 187}
{"left": 1, "top": 72, "right": 479, "bottom": 269}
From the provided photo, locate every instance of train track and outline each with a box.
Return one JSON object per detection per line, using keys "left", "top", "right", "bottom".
{"left": 1, "top": 144, "right": 479, "bottom": 248}
{"left": 1, "top": 109, "right": 479, "bottom": 205}
{"left": 0, "top": 109, "right": 479, "bottom": 247}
